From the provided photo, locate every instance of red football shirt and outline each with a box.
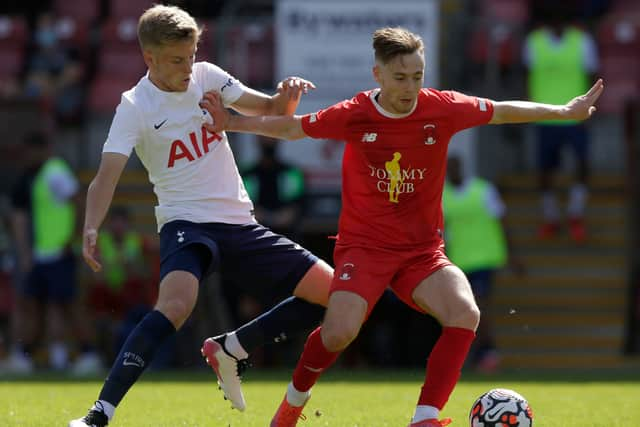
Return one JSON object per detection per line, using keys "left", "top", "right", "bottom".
{"left": 301, "top": 88, "right": 494, "bottom": 248}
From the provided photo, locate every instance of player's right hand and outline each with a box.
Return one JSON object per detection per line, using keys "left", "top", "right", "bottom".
{"left": 83, "top": 228, "right": 102, "bottom": 272}
{"left": 200, "top": 91, "right": 229, "bottom": 133}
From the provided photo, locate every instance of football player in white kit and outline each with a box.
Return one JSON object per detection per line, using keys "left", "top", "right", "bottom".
{"left": 69, "top": 5, "right": 333, "bottom": 426}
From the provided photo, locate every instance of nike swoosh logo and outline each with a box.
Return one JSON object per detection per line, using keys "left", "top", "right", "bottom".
{"left": 303, "top": 365, "right": 323, "bottom": 373}
{"left": 123, "top": 360, "right": 143, "bottom": 367}
{"left": 154, "top": 119, "right": 168, "bottom": 130}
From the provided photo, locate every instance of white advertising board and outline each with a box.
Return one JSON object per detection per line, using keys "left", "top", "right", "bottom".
{"left": 274, "top": 0, "right": 441, "bottom": 192}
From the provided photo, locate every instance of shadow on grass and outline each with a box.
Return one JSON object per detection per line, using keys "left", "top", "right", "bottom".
{"left": 2, "top": 366, "right": 640, "bottom": 384}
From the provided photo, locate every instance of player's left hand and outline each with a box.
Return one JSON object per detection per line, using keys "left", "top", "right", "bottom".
{"left": 276, "top": 77, "right": 316, "bottom": 101}
{"left": 200, "top": 91, "right": 229, "bottom": 133}
{"left": 562, "top": 78, "right": 604, "bottom": 121}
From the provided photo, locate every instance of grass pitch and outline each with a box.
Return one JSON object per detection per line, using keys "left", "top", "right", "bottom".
{"left": 1, "top": 369, "right": 639, "bottom": 426}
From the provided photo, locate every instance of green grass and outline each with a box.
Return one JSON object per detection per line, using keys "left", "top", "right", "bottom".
{"left": 1, "top": 369, "right": 639, "bottom": 426}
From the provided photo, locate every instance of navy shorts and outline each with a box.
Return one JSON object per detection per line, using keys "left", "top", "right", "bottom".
{"left": 536, "top": 124, "right": 588, "bottom": 170}
{"left": 22, "top": 252, "right": 77, "bottom": 303}
{"left": 159, "top": 220, "right": 318, "bottom": 297}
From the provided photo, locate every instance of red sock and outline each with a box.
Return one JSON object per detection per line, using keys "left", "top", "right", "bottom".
{"left": 291, "top": 326, "right": 341, "bottom": 392}
{"left": 418, "top": 326, "right": 475, "bottom": 409}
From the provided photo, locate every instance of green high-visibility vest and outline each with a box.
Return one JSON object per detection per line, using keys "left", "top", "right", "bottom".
{"left": 243, "top": 168, "right": 305, "bottom": 203}
{"left": 32, "top": 158, "right": 75, "bottom": 258}
{"left": 528, "top": 28, "right": 590, "bottom": 125}
{"left": 98, "top": 231, "right": 143, "bottom": 290}
{"left": 442, "top": 179, "right": 507, "bottom": 272}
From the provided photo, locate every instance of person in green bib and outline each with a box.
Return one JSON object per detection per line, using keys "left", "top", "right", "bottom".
{"left": 9, "top": 132, "right": 100, "bottom": 374}
{"left": 442, "top": 156, "right": 521, "bottom": 373}
{"left": 524, "top": 9, "right": 599, "bottom": 243}
{"left": 86, "top": 206, "right": 157, "bottom": 364}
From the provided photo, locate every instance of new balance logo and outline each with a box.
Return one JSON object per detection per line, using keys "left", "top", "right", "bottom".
{"left": 362, "top": 132, "right": 377, "bottom": 142}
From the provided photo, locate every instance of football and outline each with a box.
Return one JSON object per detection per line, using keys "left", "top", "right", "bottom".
{"left": 469, "top": 388, "right": 534, "bottom": 427}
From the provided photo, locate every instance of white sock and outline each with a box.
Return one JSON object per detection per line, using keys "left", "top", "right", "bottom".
{"left": 541, "top": 191, "right": 560, "bottom": 222}
{"left": 224, "top": 332, "right": 249, "bottom": 360}
{"left": 567, "top": 184, "right": 588, "bottom": 218}
{"left": 93, "top": 400, "right": 116, "bottom": 420}
{"left": 412, "top": 405, "right": 440, "bottom": 422}
{"left": 286, "top": 382, "right": 310, "bottom": 407}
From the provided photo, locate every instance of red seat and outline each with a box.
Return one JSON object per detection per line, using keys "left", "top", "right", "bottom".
{"left": 0, "top": 16, "right": 27, "bottom": 79}
{"left": 0, "top": 47, "right": 24, "bottom": 78}
{"left": 468, "top": 24, "right": 521, "bottom": 66}
{"left": 110, "top": 0, "right": 154, "bottom": 19}
{"left": 55, "top": 16, "right": 90, "bottom": 52}
{"left": 598, "top": 55, "right": 640, "bottom": 113}
{"left": 484, "top": 0, "right": 529, "bottom": 25}
{"left": 88, "top": 75, "right": 135, "bottom": 113}
{"left": 0, "top": 15, "right": 28, "bottom": 46}
{"left": 98, "top": 45, "right": 146, "bottom": 80}
{"left": 54, "top": 0, "right": 98, "bottom": 24}
{"left": 101, "top": 17, "right": 140, "bottom": 46}
{"left": 226, "top": 23, "right": 274, "bottom": 87}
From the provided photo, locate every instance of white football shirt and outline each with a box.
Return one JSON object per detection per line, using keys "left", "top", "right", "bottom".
{"left": 103, "top": 62, "right": 255, "bottom": 231}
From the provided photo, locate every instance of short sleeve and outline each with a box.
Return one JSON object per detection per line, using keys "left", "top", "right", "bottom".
{"left": 301, "top": 100, "right": 350, "bottom": 141}
{"left": 195, "top": 61, "right": 247, "bottom": 106}
{"left": 103, "top": 97, "right": 142, "bottom": 156}
{"left": 440, "top": 90, "right": 494, "bottom": 133}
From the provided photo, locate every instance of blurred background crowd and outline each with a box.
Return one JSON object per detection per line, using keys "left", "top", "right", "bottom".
{"left": 0, "top": 0, "right": 638, "bottom": 376}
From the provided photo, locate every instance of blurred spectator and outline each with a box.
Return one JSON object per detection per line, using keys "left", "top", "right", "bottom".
{"left": 24, "top": 12, "right": 69, "bottom": 100}
{"left": 0, "top": 197, "right": 15, "bottom": 363}
{"left": 442, "top": 155, "right": 522, "bottom": 373}
{"left": 523, "top": 10, "right": 599, "bottom": 243}
{"left": 7, "top": 132, "right": 99, "bottom": 372}
{"left": 242, "top": 137, "right": 306, "bottom": 238}
{"left": 85, "top": 206, "right": 157, "bottom": 365}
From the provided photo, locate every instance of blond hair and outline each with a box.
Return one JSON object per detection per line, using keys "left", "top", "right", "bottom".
{"left": 137, "top": 4, "right": 202, "bottom": 50}
{"left": 373, "top": 27, "right": 424, "bottom": 64}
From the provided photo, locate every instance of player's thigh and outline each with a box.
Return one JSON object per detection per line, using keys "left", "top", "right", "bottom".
{"left": 331, "top": 244, "right": 398, "bottom": 318}
{"left": 292, "top": 258, "right": 333, "bottom": 306}
{"left": 320, "top": 290, "right": 368, "bottom": 350}
{"left": 224, "top": 223, "right": 318, "bottom": 298}
{"left": 157, "top": 243, "right": 210, "bottom": 327}
{"left": 155, "top": 270, "right": 199, "bottom": 328}
{"left": 412, "top": 265, "right": 479, "bottom": 329}
{"left": 390, "top": 243, "right": 452, "bottom": 313}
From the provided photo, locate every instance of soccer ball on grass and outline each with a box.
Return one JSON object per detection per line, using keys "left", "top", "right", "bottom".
{"left": 469, "top": 388, "right": 533, "bottom": 426}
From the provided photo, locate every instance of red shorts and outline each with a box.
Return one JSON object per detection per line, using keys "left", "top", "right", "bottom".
{"left": 331, "top": 241, "right": 452, "bottom": 316}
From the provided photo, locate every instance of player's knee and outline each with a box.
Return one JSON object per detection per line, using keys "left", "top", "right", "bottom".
{"left": 446, "top": 301, "right": 480, "bottom": 331}
{"left": 155, "top": 299, "right": 191, "bottom": 329}
{"left": 321, "top": 323, "right": 360, "bottom": 352}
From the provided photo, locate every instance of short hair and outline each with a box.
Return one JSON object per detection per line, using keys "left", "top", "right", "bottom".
{"left": 373, "top": 27, "right": 424, "bottom": 64}
{"left": 137, "top": 4, "right": 202, "bottom": 50}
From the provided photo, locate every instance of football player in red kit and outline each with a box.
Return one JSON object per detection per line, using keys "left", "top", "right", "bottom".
{"left": 200, "top": 26, "right": 603, "bottom": 427}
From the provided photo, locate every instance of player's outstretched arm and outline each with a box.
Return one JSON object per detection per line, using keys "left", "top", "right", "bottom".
{"left": 230, "top": 77, "right": 316, "bottom": 117}
{"left": 83, "top": 152, "right": 128, "bottom": 272}
{"left": 489, "top": 78, "right": 604, "bottom": 125}
{"left": 201, "top": 91, "right": 308, "bottom": 141}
